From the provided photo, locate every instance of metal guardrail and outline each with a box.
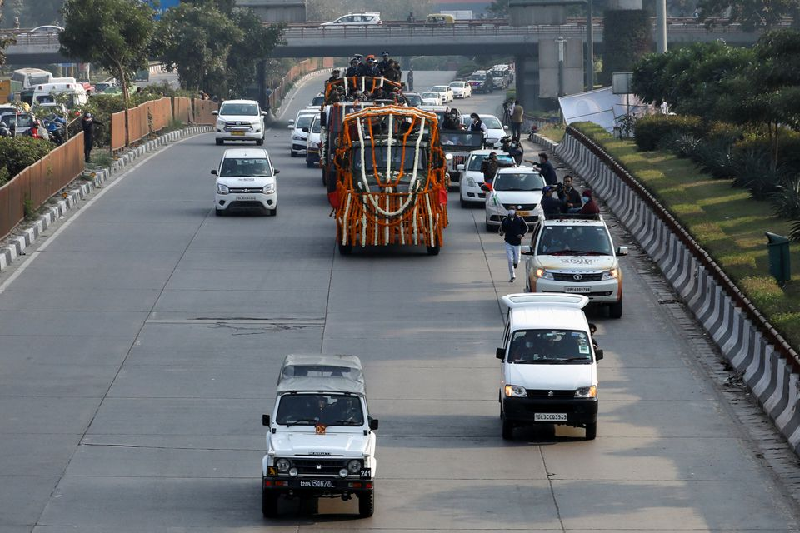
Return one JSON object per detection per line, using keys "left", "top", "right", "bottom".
{"left": 566, "top": 125, "right": 800, "bottom": 373}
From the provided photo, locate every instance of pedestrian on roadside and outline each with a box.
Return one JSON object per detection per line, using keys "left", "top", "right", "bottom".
{"left": 499, "top": 209, "right": 528, "bottom": 282}
{"left": 406, "top": 68, "right": 414, "bottom": 91}
{"left": 407, "top": 11, "right": 415, "bottom": 23}
{"left": 531, "top": 152, "right": 557, "bottom": 186}
{"left": 81, "top": 112, "right": 102, "bottom": 163}
{"left": 510, "top": 99, "right": 524, "bottom": 141}
{"left": 502, "top": 100, "right": 510, "bottom": 126}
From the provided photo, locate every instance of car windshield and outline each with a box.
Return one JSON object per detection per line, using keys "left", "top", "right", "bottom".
{"left": 220, "top": 103, "right": 258, "bottom": 116}
{"left": 467, "top": 154, "right": 514, "bottom": 171}
{"left": 276, "top": 394, "right": 364, "bottom": 426}
{"left": 432, "top": 86, "right": 448, "bottom": 92}
{"left": 405, "top": 94, "right": 422, "bottom": 106}
{"left": 494, "top": 172, "right": 545, "bottom": 191}
{"left": 481, "top": 116, "right": 502, "bottom": 129}
{"left": 450, "top": 82, "right": 465, "bottom": 88}
{"left": 536, "top": 225, "right": 614, "bottom": 256}
{"left": 421, "top": 92, "right": 438, "bottom": 99}
{"left": 296, "top": 115, "right": 314, "bottom": 128}
{"left": 219, "top": 157, "right": 272, "bottom": 177}
{"left": 440, "top": 131, "right": 483, "bottom": 148}
{"left": 469, "top": 74, "right": 486, "bottom": 81}
{"left": 508, "top": 329, "right": 593, "bottom": 364}
{"left": 311, "top": 96, "right": 325, "bottom": 106}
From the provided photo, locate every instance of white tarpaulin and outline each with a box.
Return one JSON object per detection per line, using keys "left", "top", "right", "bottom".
{"left": 558, "top": 87, "right": 648, "bottom": 132}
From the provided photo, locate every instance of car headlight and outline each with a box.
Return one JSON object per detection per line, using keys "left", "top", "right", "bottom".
{"left": 276, "top": 458, "right": 291, "bottom": 472}
{"left": 535, "top": 268, "right": 554, "bottom": 280}
{"left": 216, "top": 183, "right": 228, "bottom": 195}
{"left": 466, "top": 177, "right": 476, "bottom": 187}
{"left": 292, "top": 135, "right": 303, "bottom": 141}
{"left": 601, "top": 269, "right": 618, "bottom": 280}
{"left": 216, "top": 120, "right": 225, "bottom": 128}
{"left": 504, "top": 385, "right": 527, "bottom": 397}
{"left": 575, "top": 385, "right": 597, "bottom": 398}
{"left": 347, "top": 459, "right": 362, "bottom": 474}
{"left": 263, "top": 183, "right": 275, "bottom": 194}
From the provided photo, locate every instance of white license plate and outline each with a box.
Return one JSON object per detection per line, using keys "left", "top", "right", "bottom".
{"left": 535, "top": 413, "right": 567, "bottom": 422}
{"left": 236, "top": 196, "right": 257, "bottom": 201}
{"left": 299, "top": 479, "right": 334, "bottom": 488}
{"left": 565, "top": 286, "right": 591, "bottom": 293}
{"left": 231, "top": 131, "right": 245, "bottom": 136}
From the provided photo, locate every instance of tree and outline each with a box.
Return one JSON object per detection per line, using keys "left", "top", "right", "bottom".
{"left": 153, "top": 3, "right": 241, "bottom": 95}
{"left": 226, "top": 9, "right": 284, "bottom": 97}
{"left": 59, "top": 0, "right": 155, "bottom": 144}
{"left": 696, "top": 0, "right": 800, "bottom": 31}
{"left": 487, "top": 0, "right": 510, "bottom": 17}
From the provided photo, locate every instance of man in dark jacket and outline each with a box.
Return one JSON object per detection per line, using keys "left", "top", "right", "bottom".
{"left": 532, "top": 152, "right": 557, "bottom": 186}
{"left": 377, "top": 52, "right": 391, "bottom": 75}
{"left": 540, "top": 186, "right": 563, "bottom": 217}
{"left": 345, "top": 58, "right": 359, "bottom": 77}
{"left": 81, "top": 112, "right": 101, "bottom": 163}
{"left": 500, "top": 208, "right": 528, "bottom": 282}
{"left": 579, "top": 189, "right": 600, "bottom": 214}
{"left": 480, "top": 152, "right": 498, "bottom": 187}
{"left": 562, "top": 175, "right": 582, "bottom": 212}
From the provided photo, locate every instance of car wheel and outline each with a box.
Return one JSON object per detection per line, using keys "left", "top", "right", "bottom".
{"left": 215, "top": 139, "right": 223, "bottom": 146}
{"left": 357, "top": 490, "right": 374, "bottom": 518}
{"left": 261, "top": 492, "right": 278, "bottom": 518}
{"left": 501, "top": 416, "right": 514, "bottom": 441}
{"left": 269, "top": 207, "right": 277, "bottom": 217}
{"left": 486, "top": 222, "right": 494, "bottom": 232}
{"left": 609, "top": 301, "right": 623, "bottom": 319}
{"left": 256, "top": 139, "right": 264, "bottom": 146}
{"left": 306, "top": 160, "right": 314, "bottom": 168}
{"left": 290, "top": 151, "right": 296, "bottom": 157}
{"left": 214, "top": 208, "right": 225, "bottom": 217}
{"left": 460, "top": 195, "right": 468, "bottom": 208}
{"left": 525, "top": 275, "right": 532, "bottom": 293}
{"left": 585, "top": 422, "right": 597, "bottom": 441}
{"left": 426, "top": 246, "right": 440, "bottom": 256}
{"left": 322, "top": 170, "right": 327, "bottom": 186}
{"left": 338, "top": 243, "right": 352, "bottom": 255}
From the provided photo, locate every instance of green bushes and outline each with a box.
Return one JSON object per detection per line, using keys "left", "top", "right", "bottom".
{"left": 0, "top": 137, "right": 54, "bottom": 181}
{"left": 634, "top": 115, "right": 705, "bottom": 151}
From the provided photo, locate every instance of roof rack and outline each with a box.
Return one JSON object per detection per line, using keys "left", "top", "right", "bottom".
{"left": 543, "top": 212, "right": 603, "bottom": 221}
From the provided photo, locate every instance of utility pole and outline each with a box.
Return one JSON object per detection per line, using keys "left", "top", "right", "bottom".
{"left": 556, "top": 36, "right": 566, "bottom": 97}
{"left": 585, "top": 0, "right": 594, "bottom": 90}
{"left": 656, "top": 0, "right": 667, "bottom": 53}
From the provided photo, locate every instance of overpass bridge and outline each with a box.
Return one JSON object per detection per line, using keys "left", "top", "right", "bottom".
{"left": 2, "top": 21, "right": 762, "bottom": 64}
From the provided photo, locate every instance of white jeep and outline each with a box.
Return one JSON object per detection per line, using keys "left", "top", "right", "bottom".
{"left": 261, "top": 354, "right": 378, "bottom": 518}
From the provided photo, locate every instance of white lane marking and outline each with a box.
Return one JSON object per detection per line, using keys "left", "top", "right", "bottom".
{"left": 0, "top": 134, "right": 205, "bottom": 296}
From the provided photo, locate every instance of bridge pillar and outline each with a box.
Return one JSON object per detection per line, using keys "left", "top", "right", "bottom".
{"left": 515, "top": 53, "right": 543, "bottom": 111}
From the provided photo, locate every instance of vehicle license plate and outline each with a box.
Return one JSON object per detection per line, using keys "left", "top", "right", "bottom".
{"left": 565, "top": 286, "right": 591, "bottom": 293}
{"left": 232, "top": 131, "right": 245, "bottom": 136}
{"left": 517, "top": 211, "right": 529, "bottom": 217}
{"left": 237, "top": 196, "right": 257, "bottom": 201}
{"left": 299, "top": 479, "right": 334, "bottom": 488}
{"left": 535, "top": 413, "right": 567, "bottom": 422}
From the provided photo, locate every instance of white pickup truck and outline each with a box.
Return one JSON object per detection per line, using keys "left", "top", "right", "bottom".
{"left": 261, "top": 354, "right": 378, "bottom": 518}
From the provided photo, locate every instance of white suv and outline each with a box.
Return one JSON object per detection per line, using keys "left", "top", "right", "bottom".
{"left": 213, "top": 99, "right": 267, "bottom": 146}
{"left": 485, "top": 167, "right": 545, "bottom": 231}
{"left": 320, "top": 12, "right": 382, "bottom": 26}
{"left": 212, "top": 148, "right": 278, "bottom": 216}
{"left": 497, "top": 293, "right": 603, "bottom": 441}
{"left": 261, "top": 354, "right": 378, "bottom": 518}
{"left": 522, "top": 214, "right": 627, "bottom": 317}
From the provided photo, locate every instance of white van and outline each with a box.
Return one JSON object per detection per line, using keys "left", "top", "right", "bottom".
{"left": 497, "top": 293, "right": 603, "bottom": 441}
{"left": 32, "top": 79, "right": 88, "bottom": 108}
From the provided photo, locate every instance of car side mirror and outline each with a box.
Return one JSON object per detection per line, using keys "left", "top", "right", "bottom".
{"left": 211, "top": 110, "right": 218, "bottom": 116}
{"left": 520, "top": 245, "right": 533, "bottom": 256}
{"left": 261, "top": 111, "right": 268, "bottom": 116}
{"left": 480, "top": 184, "right": 489, "bottom": 192}
{"left": 211, "top": 169, "right": 217, "bottom": 175}
{"left": 369, "top": 418, "right": 379, "bottom": 431}
{"left": 616, "top": 246, "right": 628, "bottom": 256}
{"left": 595, "top": 349, "right": 604, "bottom": 361}
{"left": 262, "top": 415, "right": 270, "bottom": 426}
{"left": 503, "top": 125, "right": 509, "bottom": 130}
{"left": 456, "top": 164, "right": 465, "bottom": 171}
{"left": 274, "top": 169, "right": 280, "bottom": 175}
{"left": 496, "top": 347, "right": 505, "bottom": 359}
{"left": 287, "top": 120, "right": 294, "bottom": 128}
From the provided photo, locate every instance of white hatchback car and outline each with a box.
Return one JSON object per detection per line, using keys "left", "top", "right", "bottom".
{"left": 289, "top": 111, "right": 318, "bottom": 157}
{"left": 214, "top": 100, "right": 267, "bottom": 146}
{"left": 420, "top": 92, "right": 443, "bottom": 106}
{"left": 458, "top": 150, "right": 516, "bottom": 207}
{"left": 485, "top": 167, "right": 546, "bottom": 231}
{"left": 212, "top": 148, "right": 278, "bottom": 216}
{"left": 430, "top": 85, "right": 454, "bottom": 103}
{"left": 449, "top": 81, "right": 472, "bottom": 98}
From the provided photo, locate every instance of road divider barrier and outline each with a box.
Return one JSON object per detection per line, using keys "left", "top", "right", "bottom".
{"left": 544, "top": 127, "right": 800, "bottom": 455}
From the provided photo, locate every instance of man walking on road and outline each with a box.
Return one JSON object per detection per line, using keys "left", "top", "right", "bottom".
{"left": 510, "top": 100, "right": 524, "bottom": 141}
{"left": 500, "top": 209, "right": 527, "bottom": 282}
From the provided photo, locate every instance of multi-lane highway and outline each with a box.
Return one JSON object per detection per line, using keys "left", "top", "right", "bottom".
{"left": 1, "top": 70, "right": 799, "bottom": 531}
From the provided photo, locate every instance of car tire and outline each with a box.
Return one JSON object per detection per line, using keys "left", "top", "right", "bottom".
{"left": 306, "top": 160, "right": 314, "bottom": 168}
{"left": 261, "top": 492, "right": 278, "bottom": 518}
{"left": 609, "top": 301, "right": 623, "bottom": 319}
{"left": 214, "top": 208, "right": 225, "bottom": 217}
{"left": 486, "top": 222, "right": 493, "bottom": 233}
{"left": 358, "top": 490, "right": 374, "bottom": 518}
{"left": 269, "top": 207, "right": 277, "bottom": 217}
{"left": 322, "top": 171, "right": 327, "bottom": 186}
{"left": 501, "top": 416, "right": 514, "bottom": 441}
{"left": 215, "top": 139, "right": 223, "bottom": 146}
{"left": 460, "top": 195, "right": 468, "bottom": 209}
{"left": 585, "top": 422, "right": 597, "bottom": 441}
{"left": 426, "top": 246, "right": 440, "bottom": 256}
{"left": 338, "top": 243, "right": 352, "bottom": 255}
{"left": 290, "top": 151, "right": 296, "bottom": 157}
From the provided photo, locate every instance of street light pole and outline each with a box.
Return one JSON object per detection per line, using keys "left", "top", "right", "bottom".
{"left": 556, "top": 36, "right": 566, "bottom": 97}
{"left": 585, "top": 0, "right": 593, "bottom": 90}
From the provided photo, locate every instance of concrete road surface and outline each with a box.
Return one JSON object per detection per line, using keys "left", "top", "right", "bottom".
{"left": 0, "top": 70, "right": 798, "bottom": 532}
